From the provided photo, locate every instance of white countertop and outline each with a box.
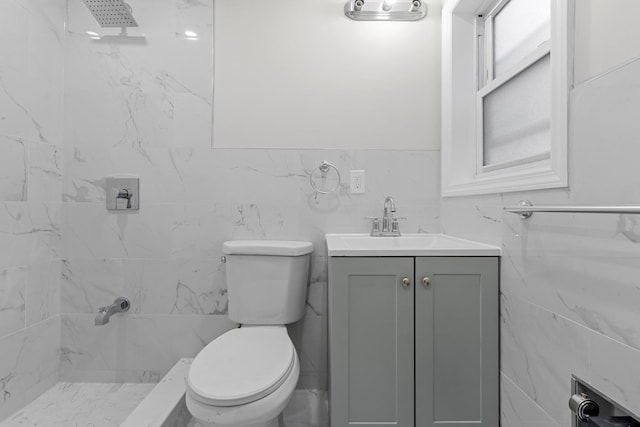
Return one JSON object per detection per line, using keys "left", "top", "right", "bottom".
{"left": 326, "top": 233, "right": 501, "bottom": 257}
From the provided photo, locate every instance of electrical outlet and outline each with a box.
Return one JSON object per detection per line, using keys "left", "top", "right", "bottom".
{"left": 350, "top": 170, "right": 365, "bottom": 194}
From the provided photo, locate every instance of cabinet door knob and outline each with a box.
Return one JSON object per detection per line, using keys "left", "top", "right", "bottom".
{"left": 401, "top": 277, "right": 411, "bottom": 287}
{"left": 422, "top": 276, "right": 431, "bottom": 286}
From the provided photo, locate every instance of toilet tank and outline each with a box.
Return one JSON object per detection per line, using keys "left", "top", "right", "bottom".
{"left": 222, "top": 240, "right": 313, "bottom": 325}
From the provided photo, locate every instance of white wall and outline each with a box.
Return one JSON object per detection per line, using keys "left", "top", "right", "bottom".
{"left": 441, "top": 1, "right": 640, "bottom": 425}
{"left": 214, "top": 0, "right": 442, "bottom": 150}
{"left": 574, "top": 0, "right": 640, "bottom": 84}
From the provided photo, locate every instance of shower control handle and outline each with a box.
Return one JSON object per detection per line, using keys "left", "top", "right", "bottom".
{"left": 116, "top": 189, "right": 133, "bottom": 209}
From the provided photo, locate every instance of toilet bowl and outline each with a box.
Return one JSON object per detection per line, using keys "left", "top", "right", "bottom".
{"left": 186, "top": 326, "right": 299, "bottom": 427}
{"left": 186, "top": 240, "right": 313, "bottom": 427}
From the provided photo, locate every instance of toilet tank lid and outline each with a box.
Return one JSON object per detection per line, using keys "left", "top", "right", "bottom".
{"left": 222, "top": 240, "right": 313, "bottom": 256}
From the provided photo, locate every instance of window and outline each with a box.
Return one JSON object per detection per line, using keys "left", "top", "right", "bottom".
{"left": 441, "top": 0, "right": 572, "bottom": 197}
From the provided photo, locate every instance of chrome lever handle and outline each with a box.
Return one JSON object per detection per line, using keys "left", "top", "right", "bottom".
{"left": 365, "top": 216, "right": 381, "bottom": 235}
{"left": 116, "top": 189, "right": 133, "bottom": 209}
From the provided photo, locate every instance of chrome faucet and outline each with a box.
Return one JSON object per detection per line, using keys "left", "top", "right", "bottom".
{"left": 382, "top": 196, "right": 396, "bottom": 233}
{"left": 95, "top": 297, "right": 131, "bottom": 326}
{"left": 369, "top": 196, "right": 401, "bottom": 236}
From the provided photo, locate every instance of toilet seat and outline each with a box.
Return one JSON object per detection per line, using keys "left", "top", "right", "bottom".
{"left": 187, "top": 326, "right": 295, "bottom": 407}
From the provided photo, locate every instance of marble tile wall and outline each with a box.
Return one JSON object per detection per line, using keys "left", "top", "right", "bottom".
{"left": 0, "top": 0, "right": 64, "bottom": 421}
{"left": 61, "top": 0, "right": 441, "bottom": 388}
{"left": 441, "top": 41, "right": 640, "bottom": 427}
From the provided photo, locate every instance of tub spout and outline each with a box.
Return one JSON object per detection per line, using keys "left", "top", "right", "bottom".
{"left": 95, "top": 297, "right": 130, "bottom": 326}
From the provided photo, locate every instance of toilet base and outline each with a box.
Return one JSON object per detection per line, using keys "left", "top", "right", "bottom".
{"left": 193, "top": 417, "right": 280, "bottom": 427}
{"left": 188, "top": 398, "right": 288, "bottom": 427}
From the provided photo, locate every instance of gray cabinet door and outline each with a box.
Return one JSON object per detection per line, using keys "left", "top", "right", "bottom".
{"left": 414, "top": 257, "right": 499, "bottom": 427}
{"left": 329, "top": 257, "right": 414, "bottom": 427}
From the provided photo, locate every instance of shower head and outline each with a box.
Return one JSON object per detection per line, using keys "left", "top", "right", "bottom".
{"left": 82, "top": 0, "right": 138, "bottom": 28}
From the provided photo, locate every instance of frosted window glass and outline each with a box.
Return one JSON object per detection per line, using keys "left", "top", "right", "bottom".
{"left": 494, "top": 0, "right": 550, "bottom": 76}
{"left": 483, "top": 54, "right": 550, "bottom": 167}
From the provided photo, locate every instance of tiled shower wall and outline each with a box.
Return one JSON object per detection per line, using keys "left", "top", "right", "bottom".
{"left": 441, "top": 1, "right": 640, "bottom": 425}
{"left": 0, "top": 0, "right": 64, "bottom": 420}
{"left": 60, "top": 0, "right": 442, "bottom": 388}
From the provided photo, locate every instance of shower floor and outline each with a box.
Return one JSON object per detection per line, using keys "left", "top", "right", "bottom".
{"left": 0, "top": 382, "right": 155, "bottom": 426}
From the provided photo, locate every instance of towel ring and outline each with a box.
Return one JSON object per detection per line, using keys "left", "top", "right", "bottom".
{"left": 310, "top": 161, "right": 341, "bottom": 195}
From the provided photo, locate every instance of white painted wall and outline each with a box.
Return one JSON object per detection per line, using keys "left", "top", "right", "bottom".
{"left": 214, "top": 0, "right": 442, "bottom": 150}
{"left": 574, "top": 0, "right": 640, "bottom": 84}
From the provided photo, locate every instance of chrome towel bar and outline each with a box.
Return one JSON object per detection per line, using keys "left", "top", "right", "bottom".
{"left": 505, "top": 200, "right": 640, "bottom": 219}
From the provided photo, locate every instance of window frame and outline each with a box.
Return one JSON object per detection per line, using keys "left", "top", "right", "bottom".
{"left": 441, "top": 0, "right": 573, "bottom": 197}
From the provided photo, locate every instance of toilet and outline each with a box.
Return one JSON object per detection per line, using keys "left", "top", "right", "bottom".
{"left": 186, "top": 240, "right": 314, "bottom": 427}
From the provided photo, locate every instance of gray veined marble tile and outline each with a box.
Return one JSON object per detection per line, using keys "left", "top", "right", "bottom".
{"left": 60, "top": 313, "right": 235, "bottom": 383}
{"left": 25, "top": 260, "right": 61, "bottom": 326}
{"left": 500, "top": 251, "right": 640, "bottom": 352}
{"left": 63, "top": 203, "right": 171, "bottom": 260}
{"left": 0, "top": 267, "right": 26, "bottom": 339}
{"left": 169, "top": 203, "right": 231, "bottom": 259}
{"left": 28, "top": 142, "right": 62, "bottom": 202}
{"left": 501, "top": 374, "right": 560, "bottom": 427}
{"left": 124, "top": 258, "right": 228, "bottom": 315}
{"left": 0, "top": 0, "right": 64, "bottom": 147}
{"left": 60, "top": 258, "right": 125, "bottom": 314}
{"left": 26, "top": 203, "right": 62, "bottom": 264}
{"left": 289, "top": 303, "right": 328, "bottom": 391}
{"left": 172, "top": 94, "right": 212, "bottom": 149}
{"left": 500, "top": 293, "right": 590, "bottom": 426}
{"left": 0, "top": 382, "right": 155, "bottom": 427}
{"left": 589, "top": 330, "right": 640, "bottom": 418}
{"left": 0, "top": 316, "right": 60, "bottom": 421}
{"left": 0, "top": 203, "right": 61, "bottom": 271}
{"left": 0, "top": 136, "right": 27, "bottom": 202}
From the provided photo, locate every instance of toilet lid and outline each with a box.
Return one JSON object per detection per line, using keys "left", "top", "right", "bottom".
{"left": 187, "top": 326, "right": 296, "bottom": 407}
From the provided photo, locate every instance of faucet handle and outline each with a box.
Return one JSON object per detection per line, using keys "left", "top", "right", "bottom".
{"left": 365, "top": 216, "right": 381, "bottom": 235}
{"left": 391, "top": 217, "right": 401, "bottom": 235}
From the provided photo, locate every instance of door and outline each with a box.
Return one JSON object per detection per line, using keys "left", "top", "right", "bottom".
{"left": 415, "top": 257, "right": 499, "bottom": 427}
{"left": 329, "top": 257, "right": 414, "bottom": 427}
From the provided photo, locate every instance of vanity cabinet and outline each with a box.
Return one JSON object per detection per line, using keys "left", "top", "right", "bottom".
{"left": 328, "top": 256, "right": 499, "bottom": 427}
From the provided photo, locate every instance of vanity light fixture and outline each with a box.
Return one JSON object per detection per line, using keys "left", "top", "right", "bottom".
{"left": 344, "top": 0, "right": 427, "bottom": 21}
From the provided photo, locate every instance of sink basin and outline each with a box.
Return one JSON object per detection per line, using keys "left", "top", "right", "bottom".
{"left": 325, "top": 233, "right": 501, "bottom": 256}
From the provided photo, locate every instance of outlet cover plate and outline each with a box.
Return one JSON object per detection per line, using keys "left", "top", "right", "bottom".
{"left": 350, "top": 170, "right": 365, "bottom": 194}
